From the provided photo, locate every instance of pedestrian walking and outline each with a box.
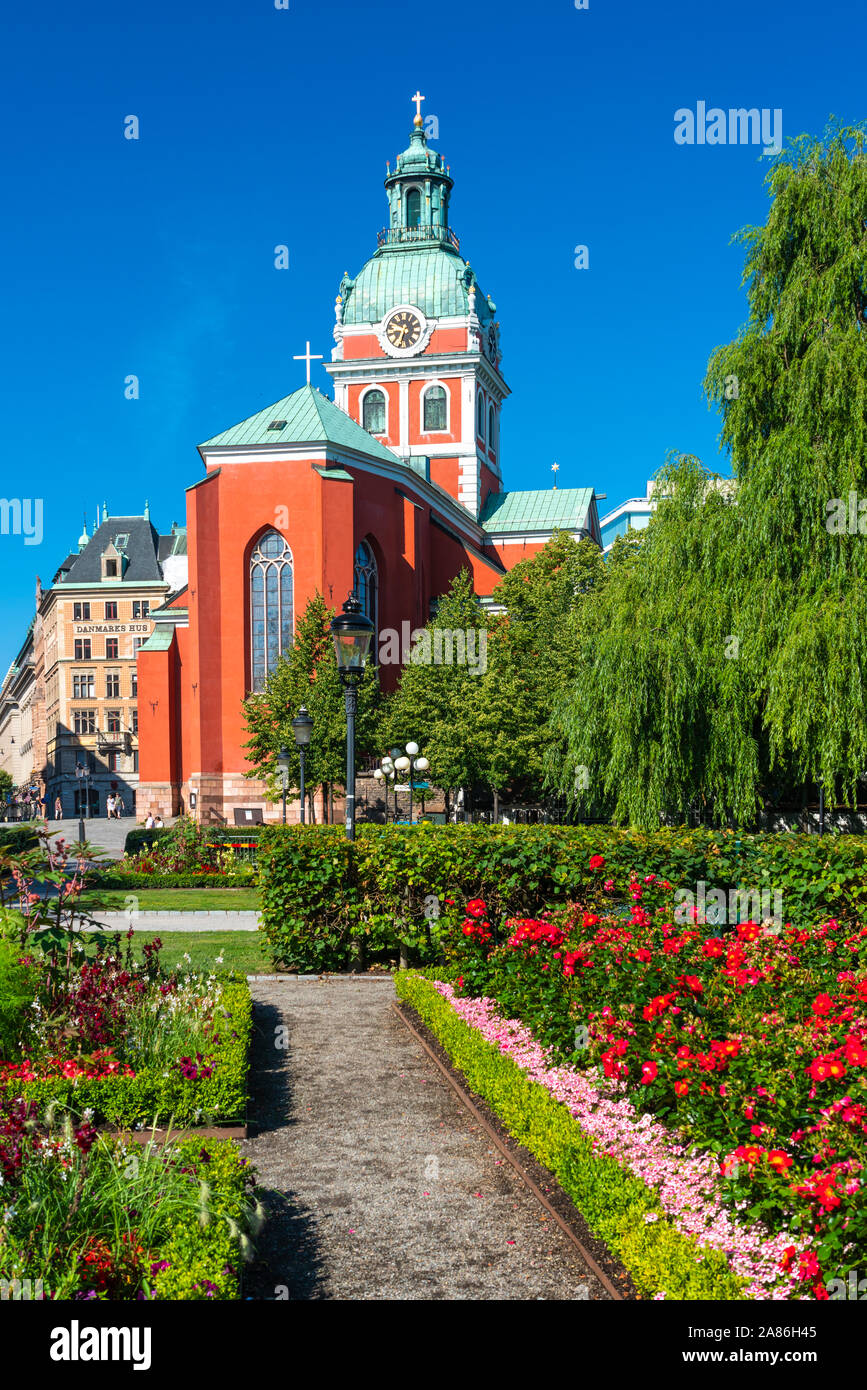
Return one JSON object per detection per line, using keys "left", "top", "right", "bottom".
{"left": 53, "top": 795, "right": 63, "bottom": 820}
{"left": 106, "top": 793, "right": 116, "bottom": 819}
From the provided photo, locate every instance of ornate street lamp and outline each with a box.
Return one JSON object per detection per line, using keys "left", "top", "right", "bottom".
{"left": 276, "top": 745, "right": 291, "bottom": 825}
{"left": 393, "top": 742, "right": 430, "bottom": 823}
{"left": 291, "top": 706, "right": 314, "bottom": 825}
{"left": 331, "top": 594, "right": 375, "bottom": 840}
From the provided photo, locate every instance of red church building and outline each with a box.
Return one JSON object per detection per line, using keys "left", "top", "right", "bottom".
{"left": 137, "top": 99, "right": 602, "bottom": 823}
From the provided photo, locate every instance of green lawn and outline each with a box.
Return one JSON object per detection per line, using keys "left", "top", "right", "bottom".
{"left": 125, "top": 930, "right": 275, "bottom": 975}
{"left": 78, "top": 888, "right": 261, "bottom": 911}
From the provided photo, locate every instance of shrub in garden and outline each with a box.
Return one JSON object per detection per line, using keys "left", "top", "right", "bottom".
{"left": 117, "top": 816, "right": 255, "bottom": 883}
{"left": 436, "top": 865, "right": 867, "bottom": 1295}
{"left": 0, "top": 1102, "right": 260, "bottom": 1300}
{"left": 256, "top": 823, "right": 867, "bottom": 970}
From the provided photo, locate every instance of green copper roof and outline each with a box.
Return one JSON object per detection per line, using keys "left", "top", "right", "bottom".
{"left": 342, "top": 246, "right": 492, "bottom": 326}
{"left": 198, "top": 384, "right": 401, "bottom": 466}
{"left": 480, "top": 488, "right": 596, "bottom": 534}
{"left": 137, "top": 627, "right": 176, "bottom": 653}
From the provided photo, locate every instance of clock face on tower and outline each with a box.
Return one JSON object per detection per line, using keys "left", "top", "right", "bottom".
{"left": 385, "top": 309, "right": 422, "bottom": 350}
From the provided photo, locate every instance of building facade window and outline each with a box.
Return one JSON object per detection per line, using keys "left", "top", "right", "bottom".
{"left": 353, "top": 540, "right": 378, "bottom": 637}
{"left": 73, "top": 602, "right": 91, "bottom": 621}
{"left": 73, "top": 710, "right": 96, "bottom": 735}
{"left": 423, "top": 384, "right": 448, "bottom": 432}
{"left": 132, "top": 637, "right": 144, "bottom": 654}
{"left": 106, "top": 638, "right": 119, "bottom": 659}
{"left": 107, "top": 752, "right": 118, "bottom": 773}
{"left": 362, "top": 389, "right": 386, "bottom": 435}
{"left": 406, "top": 187, "right": 421, "bottom": 227}
{"left": 250, "top": 530, "right": 294, "bottom": 693}
{"left": 488, "top": 404, "right": 496, "bottom": 453}
{"left": 131, "top": 709, "right": 138, "bottom": 734}
{"left": 130, "top": 669, "right": 138, "bottom": 696}
{"left": 132, "top": 601, "right": 150, "bottom": 619}
{"left": 477, "top": 393, "right": 485, "bottom": 442}
{"left": 74, "top": 639, "right": 92, "bottom": 661}
{"left": 104, "top": 601, "right": 118, "bottom": 620}
{"left": 106, "top": 672, "right": 120, "bottom": 697}
{"left": 72, "top": 672, "right": 95, "bottom": 699}
{"left": 106, "top": 711, "right": 121, "bottom": 734}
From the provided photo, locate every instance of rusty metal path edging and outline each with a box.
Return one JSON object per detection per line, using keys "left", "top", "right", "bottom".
{"left": 391, "top": 1000, "right": 624, "bottom": 1301}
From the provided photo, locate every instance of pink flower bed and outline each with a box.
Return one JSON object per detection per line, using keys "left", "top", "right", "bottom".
{"left": 434, "top": 980, "right": 807, "bottom": 1300}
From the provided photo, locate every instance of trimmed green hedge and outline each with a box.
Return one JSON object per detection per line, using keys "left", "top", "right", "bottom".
{"left": 396, "top": 971, "right": 746, "bottom": 1301}
{"left": 123, "top": 827, "right": 171, "bottom": 856}
{"left": 2, "top": 982, "right": 251, "bottom": 1127}
{"left": 0, "top": 826, "right": 38, "bottom": 852}
{"left": 257, "top": 822, "right": 867, "bottom": 971}
{"left": 90, "top": 871, "right": 251, "bottom": 890}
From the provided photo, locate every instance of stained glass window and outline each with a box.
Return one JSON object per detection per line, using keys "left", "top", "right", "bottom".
{"left": 354, "top": 540, "right": 378, "bottom": 638}
{"left": 250, "top": 530, "right": 293, "bottom": 692}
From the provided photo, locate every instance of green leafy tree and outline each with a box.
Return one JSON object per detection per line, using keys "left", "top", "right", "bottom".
{"left": 0, "top": 770, "right": 12, "bottom": 803}
{"left": 378, "top": 570, "right": 489, "bottom": 808}
{"left": 554, "top": 122, "right": 867, "bottom": 827}
{"left": 242, "top": 592, "right": 380, "bottom": 821}
{"left": 473, "top": 535, "right": 609, "bottom": 808}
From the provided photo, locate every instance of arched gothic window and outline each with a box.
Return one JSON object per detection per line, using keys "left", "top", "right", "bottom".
{"left": 406, "top": 188, "right": 422, "bottom": 228}
{"left": 488, "top": 404, "right": 496, "bottom": 453}
{"left": 423, "top": 384, "right": 447, "bottom": 431}
{"left": 363, "top": 389, "right": 386, "bottom": 435}
{"left": 477, "top": 393, "right": 485, "bottom": 442}
{"left": 250, "top": 530, "right": 293, "bottom": 692}
{"left": 354, "top": 540, "right": 378, "bottom": 637}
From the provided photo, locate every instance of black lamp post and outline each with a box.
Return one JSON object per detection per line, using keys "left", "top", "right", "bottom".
{"left": 275, "top": 746, "right": 291, "bottom": 824}
{"left": 74, "top": 761, "right": 92, "bottom": 845}
{"left": 330, "top": 594, "right": 375, "bottom": 841}
{"left": 291, "top": 706, "right": 313, "bottom": 824}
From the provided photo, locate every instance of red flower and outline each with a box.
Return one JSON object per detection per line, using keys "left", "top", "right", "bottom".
{"left": 640, "top": 1061, "right": 658, "bottom": 1084}
{"left": 466, "top": 898, "right": 488, "bottom": 918}
{"left": 812, "top": 994, "right": 834, "bottom": 1016}
{"left": 589, "top": 855, "right": 605, "bottom": 871}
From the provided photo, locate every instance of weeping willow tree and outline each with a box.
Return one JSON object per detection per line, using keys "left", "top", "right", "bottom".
{"left": 555, "top": 121, "right": 867, "bottom": 827}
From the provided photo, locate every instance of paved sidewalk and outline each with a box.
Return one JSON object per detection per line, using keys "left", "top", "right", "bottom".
{"left": 45, "top": 817, "right": 177, "bottom": 861}
{"left": 84, "top": 910, "right": 260, "bottom": 933}
{"left": 241, "top": 977, "right": 612, "bottom": 1301}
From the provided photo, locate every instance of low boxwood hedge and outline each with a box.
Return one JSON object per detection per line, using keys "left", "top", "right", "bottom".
{"left": 90, "top": 871, "right": 253, "bottom": 890}
{"left": 396, "top": 970, "right": 746, "bottom": 1301}
{"left": 0, "top": 825, "right": 38, "bottom": 852}
{"left": 257, "top": 822, "right": 867, "bottom": 971}
{"left": 123, "top": 827, "right": 172, "bottom": 856}
{"left": 1, "top": 982, "right": 251, "bottom": 1127}
{"left": 149, "top": 1137, "right": 254, "bottom": 1300}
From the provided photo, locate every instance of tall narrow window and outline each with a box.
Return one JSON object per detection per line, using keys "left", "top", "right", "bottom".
{"left": 423, "top": 385, "right": 447, "bottom": 431}
{"left": 406, "top": 188, "right": 421, "bottom": 228}
{"left": 477, "top": 394, "right": 485, "bottom": 442}
{"left": 362, "top": 389, "right": 386, "bottom": 435}
{"left": 489, "top": 405, "right": 496, "bottom": 454}
{"left": 353, "top": 541, "right": 378, "bottom": 639}
{"left": 250, "top": 531, "right": 294, "bottom": 692}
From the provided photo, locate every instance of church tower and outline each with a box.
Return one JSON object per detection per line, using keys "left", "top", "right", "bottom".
{"left": 325, "top": 95, "right": 509, "bottom": 520}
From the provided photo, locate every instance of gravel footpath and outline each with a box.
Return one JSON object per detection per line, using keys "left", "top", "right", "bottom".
{"left": 241, "top": 977, "right": 614, "bottom": 1301}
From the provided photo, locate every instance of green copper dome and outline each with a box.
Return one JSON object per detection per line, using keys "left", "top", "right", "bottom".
{"left": 339, "top": 117, "right": 495, "bottom": 329}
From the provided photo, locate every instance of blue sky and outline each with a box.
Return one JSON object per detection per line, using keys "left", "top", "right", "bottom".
{"left": 1, "top": 0, "right": 863, "bottom": 668}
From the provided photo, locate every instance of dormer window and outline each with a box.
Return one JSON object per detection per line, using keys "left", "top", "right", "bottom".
{"left": 362, "top": 389, "right": 386, "bottom": 435}
{"left": 105, "top": 559, "right": 117, "bottom": 577}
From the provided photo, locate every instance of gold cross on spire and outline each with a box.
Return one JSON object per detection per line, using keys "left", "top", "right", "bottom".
{"left": 293, "top": 340, "right": 323, "bottom": 385}
{"left": 551, "top": 462, "right": 560, "bottom": 490}
{"left": 411, "top": 90, "right": 426, "bottom": 124}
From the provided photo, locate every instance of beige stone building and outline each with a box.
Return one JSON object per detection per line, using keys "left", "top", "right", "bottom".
{"left": 31, "top": 508, "right": 187, "bottom": 818}
{"left": 0, "top": 622, "right": 37, "bottom": 806}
